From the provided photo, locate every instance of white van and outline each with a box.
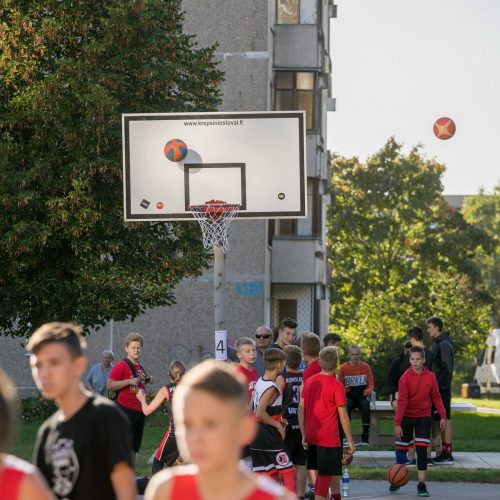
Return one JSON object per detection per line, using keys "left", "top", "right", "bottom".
{"left": 474, "top": 329, "right": 500, "bottom": 394}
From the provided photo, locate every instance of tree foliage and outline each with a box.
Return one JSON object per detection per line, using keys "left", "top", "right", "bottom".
{"left": 0, "top": 0, "right": 223, "bottom": 336}
{"left": 328, "top": 138, "right": 494, "bottom": 394}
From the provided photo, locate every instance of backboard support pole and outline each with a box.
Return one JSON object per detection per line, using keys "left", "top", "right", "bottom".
{"left": 213, "top": 245, "right": 227, "bottom": 360}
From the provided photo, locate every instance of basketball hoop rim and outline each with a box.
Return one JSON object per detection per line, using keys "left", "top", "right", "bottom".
{"left": 189, "top": 202, "right": 241, "bottom": 214}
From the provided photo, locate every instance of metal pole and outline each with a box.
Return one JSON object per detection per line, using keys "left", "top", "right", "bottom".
{"left": 109, "top": 319, "right": 114, "bottom": 353}
{"left": 213, "top": 245, "right": 228, "bottom": 360}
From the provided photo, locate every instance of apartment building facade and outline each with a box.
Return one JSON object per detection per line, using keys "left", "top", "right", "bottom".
{"left": 2, "top": 1, "right": 337, "bottom": 392}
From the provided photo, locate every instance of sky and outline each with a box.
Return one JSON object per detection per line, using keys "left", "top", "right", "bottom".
{"left": 328, "top": 0, "right": 500, "bottom": 194}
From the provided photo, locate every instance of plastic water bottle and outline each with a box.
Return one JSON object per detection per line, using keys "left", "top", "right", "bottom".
{"left": 370, "top": 390, "right": 376, "bottom": 410}
{"left": 299, "top": 359, "right": 307, "bottom": 371}
{"left": 342, "top": 468, "right": 350, "bottom": 497}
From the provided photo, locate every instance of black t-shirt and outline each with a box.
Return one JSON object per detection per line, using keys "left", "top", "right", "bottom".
{"left": 34, "top": 395, "right": 132, "bottom": 500}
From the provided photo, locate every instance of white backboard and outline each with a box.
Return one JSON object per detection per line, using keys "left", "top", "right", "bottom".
{"left": 122, "top": 111, "right": 306, "bottom": 221}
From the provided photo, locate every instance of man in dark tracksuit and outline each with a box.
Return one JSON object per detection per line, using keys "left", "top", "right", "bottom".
{"left": 427, "top": 316, "right": 454, "bottom": 464}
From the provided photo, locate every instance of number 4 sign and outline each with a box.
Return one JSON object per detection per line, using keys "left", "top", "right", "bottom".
{"left": 215, "top": 330, "right": 227, "bottom": 360}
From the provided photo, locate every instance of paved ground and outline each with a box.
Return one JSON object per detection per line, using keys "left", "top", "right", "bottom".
{"left": 353, "top": 451, "right": 500, "bottom": 469}
{"left": 344, "top": 480, "right": 500, "bottom": 499}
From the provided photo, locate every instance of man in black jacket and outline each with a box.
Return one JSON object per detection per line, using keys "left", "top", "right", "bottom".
{"left": 427, "top": 316, "right": 454, "bottom": 464}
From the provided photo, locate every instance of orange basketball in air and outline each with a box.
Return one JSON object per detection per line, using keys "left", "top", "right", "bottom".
{"left": 387, "top": 463, "right": 410, "bottom": 487}
{"left": 433, "top": 117, "right": 456, "bottom": 140}
{"left": 164, "top": 138, "right": 188, "bottom": 162}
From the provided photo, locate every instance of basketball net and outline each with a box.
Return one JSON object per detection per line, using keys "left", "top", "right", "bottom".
{"left": 189, "top": 201, "right": 240, "bottom": 253}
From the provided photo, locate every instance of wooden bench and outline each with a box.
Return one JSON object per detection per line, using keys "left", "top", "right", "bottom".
{"left": 351, "top": 401, "right": 477, "bottom": 446}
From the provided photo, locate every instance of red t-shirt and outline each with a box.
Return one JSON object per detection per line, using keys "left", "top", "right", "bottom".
{"left": 108, "top": 359, "right": 145, "bottom": 412}
{"left": 171, "top": 465, "right": 285, "bottom": 499}
{"left": 235, "top": 364, "right": 258, "bottom": 401}
{"left": 302, "top": 359, "right": 321, "bottom": 383}
{"left": 301, "top": 373, "right": 346, "bottom": 447}
{"left": 0, "top": 455, "right": 35, "bottom": 499}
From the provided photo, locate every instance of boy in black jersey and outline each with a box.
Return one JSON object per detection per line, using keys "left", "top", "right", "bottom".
{"left": 283, "top": 345, "right": 307, "bottom": 498}
{"left": 251, "top": 348, "right": 296, "bottom": 493}
{"left": 29, "top": 322, "right": 135, "bottom": 500}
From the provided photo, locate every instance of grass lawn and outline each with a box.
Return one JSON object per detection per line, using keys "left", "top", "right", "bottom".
{"left": 452, "top": 396, "right": 500, "bottom": 410}
{"left": 10, "top": 411, "right": 500, "bottom": 481}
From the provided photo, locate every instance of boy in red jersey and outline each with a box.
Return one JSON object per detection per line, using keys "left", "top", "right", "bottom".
{"left": 235, "top": 337, "right": 259, "bottom": 467}
{"left": 393, "top": 347, "right": 446, "bottom": 497}
{"left": 299, "top": 346, "right": 355, "bottom": 500}
{"left": 338, "top": 345, "right": 375, "bottom": 445}
{"left": 235, "top": 337, "right": 259, "bottom": 402}
{"left": 107, "top": 333, "right": 153, "bottom": 466}
{"left": 0, "top": 369, "right": 53, "bottom": 500}
{"left": 300, "top": 332, "right": 321, "bottom": 383}
{"left": 144, "top": 360, "right": 294, "bottom": 500}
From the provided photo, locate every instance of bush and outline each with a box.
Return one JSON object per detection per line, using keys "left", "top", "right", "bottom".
{"left": 18, "top": 394, "right": 57, "bottom": 422}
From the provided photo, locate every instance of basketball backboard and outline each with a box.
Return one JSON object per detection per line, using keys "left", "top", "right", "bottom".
{"left": 122, "top": 111, "right": 306, "bottom": 221}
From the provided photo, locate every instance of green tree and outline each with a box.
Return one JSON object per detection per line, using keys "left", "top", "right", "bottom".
{"left": 461, "top": 185, "right": 500, "bottom": 325}
{"left": 328, "top": 139, "right": 493, "bottom": 394}
{"left": 0, "top": 0, "right": 223, "bottom": 337}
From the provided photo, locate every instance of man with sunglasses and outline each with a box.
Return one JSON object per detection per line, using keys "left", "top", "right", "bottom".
{"left": 254, "top": 326, "right": 273, "bottom": 377}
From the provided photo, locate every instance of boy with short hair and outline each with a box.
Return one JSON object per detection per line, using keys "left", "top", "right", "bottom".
{"left": 323, "top": 333, "right": 342, "bottom": 347}
{"left": 283, "top": 345, "right": 307, "bottom": 499}
{"left": 271, "top": 318, "right": 298, "bottom": 350}
{"left": 299, "top": 347, "right": 355, "bottom": 500}
{"left": 251, "top": 348, "right": 296, "bottom": 493}
{"left": 300, "top": 332, "right": 322, "bottom": 383}
{"left": 234, "top": 337, "right": 258, "bottom": 402}
{"left": 107, "top": 332, "right": 153, "bottom": 465}
{"left": 145, "top": 360, "right": 294, "bottom": 500}
{"left": 338, "top": 345, "right": 374, "bottom": 445}
{"left": 29, "top": 322, "right": 135, "bottom": 500}
{"left": 393, "top": 346, "right": 446, "bottom": 496}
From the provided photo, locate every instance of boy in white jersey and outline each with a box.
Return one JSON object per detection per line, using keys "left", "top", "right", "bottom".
{"left": 251, "top": 348, "right": 296, "bottom": 493}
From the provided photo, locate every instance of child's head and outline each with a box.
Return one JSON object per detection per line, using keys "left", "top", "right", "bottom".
{"left": 124, "top": 332, "right": 144, "bottom": 361}
{"left": 284, "top": 344, "right": 302, "bottom": 370}
{"left": 27, "top": 322, "right": 88, "bottom": 401}
{"left": 234, "top": 337, "right": 257, "bottom": 366}
{"left": 323, "top": 333, "right": 342, "bottom": 347}
{"left": 300, "top": 331, "right": 321, "bottom": 359}
{"left": 319, "top": 346, "right": 339, "bottom": 372}
{"left": 173, "top": 360, "right": 256, "bottom": 471}
{"left": 426, "top": 316, "right": 444, "bottom": 338}
{"left": 277, "top": 318, "right": 297, "bottom": 346}
{"left": 409, "top": 346, "right": 425, "bottom": 370}
{"left": 0, "top": 369, "right": 16, "bottom": 453}
{"left": 169, "top": 360, "right": 186, "bottom": 382}
{"left": 348, "top": 344, "right": 361, "bottom": 364}
{"left": 263, "top": 347, "right": 286, "bottom": 372}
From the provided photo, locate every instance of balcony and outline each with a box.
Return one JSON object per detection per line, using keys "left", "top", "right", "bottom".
{"left": 271, "top": 236, "right": 327, "bottom": 284}
{"left": 273, "top": 24, "right": 326, "bottom": 69}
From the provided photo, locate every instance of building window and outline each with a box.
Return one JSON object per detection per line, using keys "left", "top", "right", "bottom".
{"left": 276, "top": 0, "right": 318, "bottom": 24}
{"left": 275, "top": 71, "right": 316, "bottom": 130}
{"left": 277, "top": 0, "right": 299, "bottom": 24}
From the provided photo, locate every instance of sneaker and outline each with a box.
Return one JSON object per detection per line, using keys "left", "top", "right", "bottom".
{"left": 356, "top": 441, "right": 369, "bottom": 446}
{"left": 389, "top": 484, "right": 400, "bottom": 493}
{"left": 433, "top": 453, "right": 454, "bottom": 465}
{"left": 304, "top": 486, "right": 315, "bottom": 500}
{"left": 405, "top": 458, "right": 417, "bottom": 467}
{"left": 427, "top": 457, "right": 435, "bottom": 466}
{"left": 342, "top": 438, "right": 349, "bottom": 448}
{"left": 417, "top": 482, "right": 430, "bottom": 497}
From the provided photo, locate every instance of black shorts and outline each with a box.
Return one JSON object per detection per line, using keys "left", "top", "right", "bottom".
{"left": 395, "top": 416, "right": 431, "bottom": 449}
{"left": 284, "top": 428, "right": 307, "bottom": 466}
{"left": 155, "top": 423, "right": 179, "bottom": 466}
{"left": 251, "top": 448, "right": 294, "bottom": 474}
{"left": 432, "top": 387, "right": 451, "bottom": 420}
{"left": 119, "top": 405, "right": 146, "bottom": 452}
{"left": 306, "top": 444, "right": 343, "bottom": 476}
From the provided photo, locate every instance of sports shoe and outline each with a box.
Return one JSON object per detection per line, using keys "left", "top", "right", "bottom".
{"left": 405, "top": 458, "right": 416, "bottom": 467}
{"left": 389, "top": 484, "right": 400, "bottom": 493}
{"left": 417, "top": 482, "right": 430, "bottom": 497}
{"left": 433, "top": 453, "right": 454, "bottom": 465}
{"left": 356, "top": 441, "right": 369, "bottom": 446}
{"left": 427, "top": 457, "right": 435, "bottom": 466}
{"left": 304, "top": 485, "right": 315, "bottom": 500}
{"left": 342, "top": 438, "right": 349, "bottom": 448}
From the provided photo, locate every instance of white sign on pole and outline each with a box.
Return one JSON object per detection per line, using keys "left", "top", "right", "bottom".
{"left": 215, "top": 330, "right": 228, "bottom": 361}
